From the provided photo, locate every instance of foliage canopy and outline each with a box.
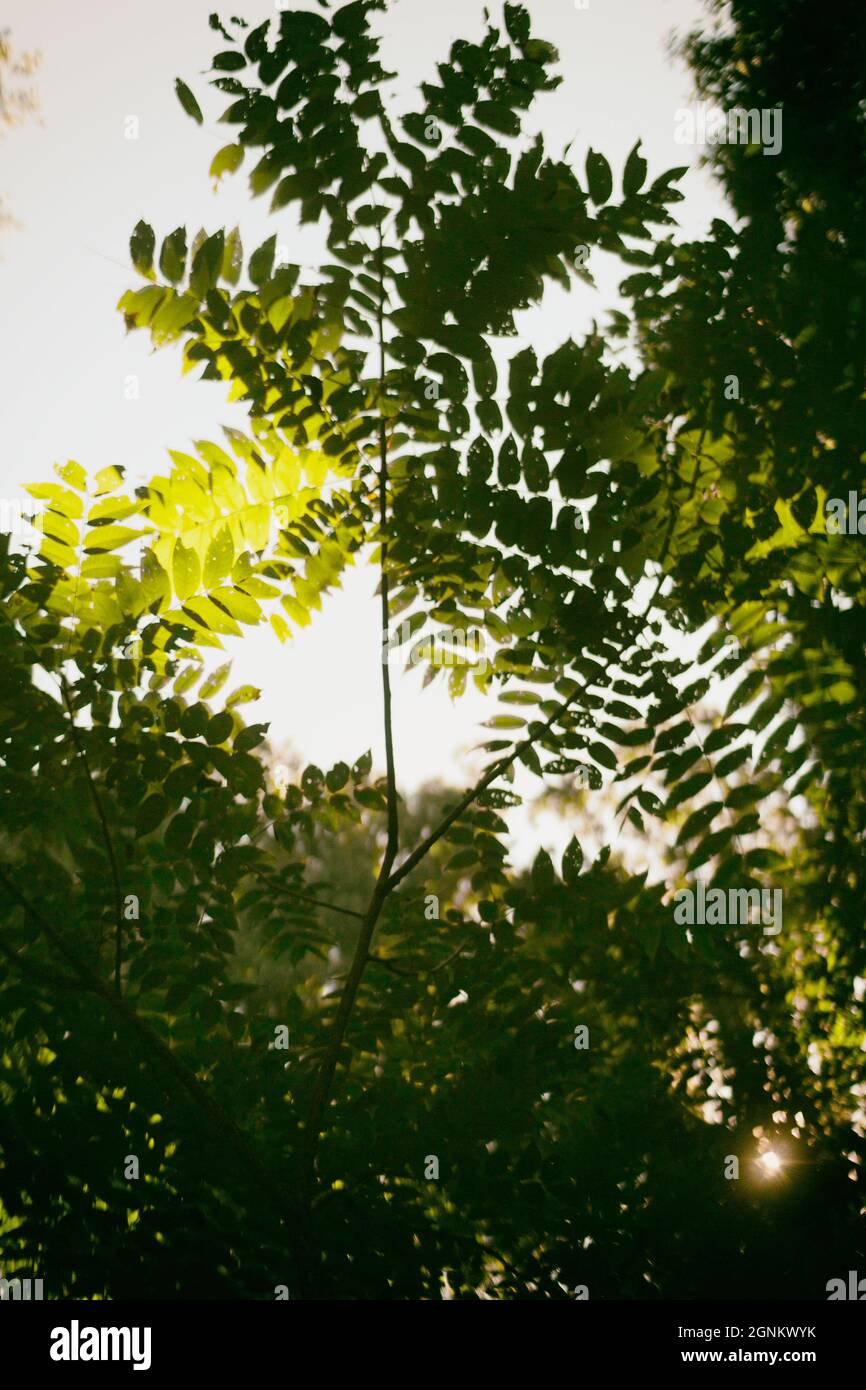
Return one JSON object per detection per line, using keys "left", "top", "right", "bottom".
{"left": 1, "top": 0, "right": 864, "bottom": 1299}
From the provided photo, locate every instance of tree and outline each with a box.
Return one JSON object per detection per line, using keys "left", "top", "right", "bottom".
{"left": 0, "top": 28, "right": 39, "bottom": 235}
{"left": 1, "top": 0, "right": 863, "bottom": 1300}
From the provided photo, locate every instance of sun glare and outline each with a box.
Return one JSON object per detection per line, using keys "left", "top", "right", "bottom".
{"left": 759, "top": 1150, "right": 783, "bottom": 1178}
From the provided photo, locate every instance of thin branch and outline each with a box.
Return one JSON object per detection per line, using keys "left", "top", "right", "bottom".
{"left": 281, "top": 886, "right": 366, "bottom": 921}
{"left": 299, "top": 684, "right": 584, "bottom": 1204}
{"left": 0, "top": 930, "right": 82, "bottom": 990}
{"left": 385, "top": 758, "right": 509, "bottom": 894}
{"left": 298, "top": 880, "right": 392, "bottom": 1202}
{"left": 195, "top": 802, "right": 370, "bottom": 942}
{"left": 385, "top": 690, "right": 581, "bottom": 895}
{"left": 369, "top": 939, "right": 469, "bottom": 978}
{"left": 368, "top": 954, "right": 419, "bottom": 977}
{"left": 249, "top": 819, "right": 367, "bottom": 919}
{"left": 376, "top": 222, "right": 399, "bottom": 867}
{"left": 298, "top": 225, "right": 400, "bottom": 1204}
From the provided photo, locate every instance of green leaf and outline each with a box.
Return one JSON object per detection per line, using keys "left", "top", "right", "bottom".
{"left": 531, "top": 848, "right": 556, "bottom": 891}
{"left": 562, "top": 836, "right": 584, "bottom": 885}
{"left": 55, "top": 460, "right": 87, "bottom": 491}
{"left": 352, "top": 750, "right": 372, "bottom": 782}
{"left": 203, "top": 527, "right": 235, "bottom": 588}
{"left": 94, "top": 465, "right": 125, "bottom": 496}
{"left": 667, "top": 771, "right": 713, "bottom": 810}
{"left": 200, "top": 662, "right": 232, "bottom": 700}
{"left": 522, "top": 446, "right": 549, "bottom": 492}
{"left": 183, "top": 596, "right": 241, "bottom": 637}
{"left": 504, "top": 3, "right": 531, "bottom": 44}
{"left": 474, "top": 101, "right": 520, "bottom": 136}
{"left": 326, "top": 761, "right": 350, "bottom": 792}
{"left": 726, "top": 669, "right": 764, "bottom": 717}
{"left": 190, "top": 231, "right": 225, "bottom": 298}
{"left": 743, "top": 848, "right": 785, "bottom": 871}
{"left": 210, "top": 143, "right": 244, "bottom": 183}
{"left": 206, "top": 711, "right": 234, "bottom": 745}
{"left": 586, "top": 149, "right": 613, "bottom": 205}
{"left": 498, "top": 436, "right": 520, "bottom": 486}
{"left": 726, "top": 784, "right": 765, "bottom": 811}
{"left": 83, "top": 525, "right": 142, "bottom": 553}
{"left": 588, "top": 741, "right": 617, "bottom": 771}
{"left": 172, "top": 538, "right": 201, "bottom": 601}
{"left": 228, "top": 752, "right": 263, "bottom": 797}
{"left": 130, "top": 220, "right": 155, "bottom": 278}
{"left": 225, "top": 685, "right": 261, "bottom": 709}
{"left": 159, "top": 227, "right": 187, "bottom": 285}
{"left": 213, "top": 587, "right": 262, "bottom": 626}
{"left": 249, "top": 235, "right": 276, "bottom": 286}
{"left": 715, "top": 746, "right": 750, "bottom": 779}
{"left": 222, "top": 227, "right": 243, "bottom": 285}
{"left": 212, "top": 51, "right": 246, "bottom": 72}
{"left": 175, "top": 78, "right": 204, "bottom": 124}
{"left": 355, "top": 786, "right": 385, "bottom": 811}
{"left": 179, "top": 702, "right": 209, "bottom": 738}
{"left": 622, "top": 140, "right": 648, "bottom": 197}
{"left": 677, "top": 801, "right": 723, "bottom": 844}
{"left": 235, "top": 723, "right": 267, "bottom": 753}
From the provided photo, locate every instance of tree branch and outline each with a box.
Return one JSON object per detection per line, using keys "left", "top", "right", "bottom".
{"left": 299, "top": 683, "right": 584, "bottom": 1206}
{"left": 369, "top": 939, "right": 469, "bottom": 978}
{"left": 281, "top": 886, "right": 366, "bottom": 921}
{"left": 385, "top": 691, "right": 582, "bottom": 894}
{"left": 376, "top": 223, "right": 399, "bottom": 867}
{"left": 298, "top": 225, "right": 400, "bottom": 1206}
{"left": 0, "top": 929, "right": 82, "bottom": 990}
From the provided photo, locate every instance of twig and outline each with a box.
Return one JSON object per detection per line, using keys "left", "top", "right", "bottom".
{"left": 281, "top": 886, "right": 366, "bottom": 921}
{"left": 299, "top": 225, "right": 400, "bottom": 1203}
{"left": 299, "top": 681, "right": 585, "bottom": 1203}
{"left": 376, "top": 223, "right": 400, "bottom": 867}
{"left": 385, "top": 690, "right": 581, "bottom": 895}
{"left": 369, "top": 939, "right": 470, "bottom": 978}
{"left": 0, "top": 930, "right": 82, "bottom": 990}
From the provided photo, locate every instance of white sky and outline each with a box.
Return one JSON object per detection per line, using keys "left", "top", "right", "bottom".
{"left": 1, "top": 0, "right": 728, "bottom": 867}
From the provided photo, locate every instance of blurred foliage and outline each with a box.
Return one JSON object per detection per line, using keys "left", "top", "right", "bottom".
{"left": 1, "top": 0, "right": 864, "bottom": 1299}
{"left": 0, "top": 28, "right": 39, "bottom": 235}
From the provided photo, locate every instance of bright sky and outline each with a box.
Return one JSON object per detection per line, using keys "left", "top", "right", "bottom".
{"left": 1, "top": 0, "right": 728, "bottom": 867}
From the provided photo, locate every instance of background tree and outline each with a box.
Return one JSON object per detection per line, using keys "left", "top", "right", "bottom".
{"left": 0, "top": 28, "right": 39, "bottom": 236}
